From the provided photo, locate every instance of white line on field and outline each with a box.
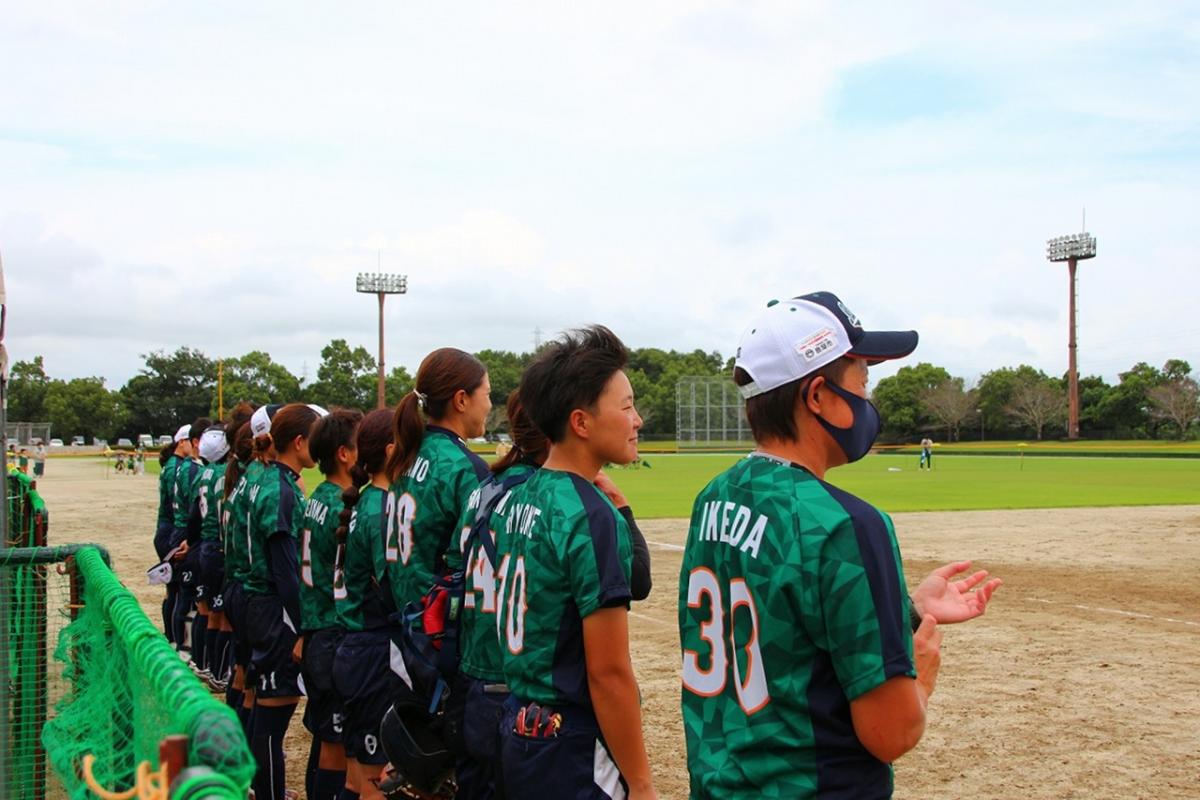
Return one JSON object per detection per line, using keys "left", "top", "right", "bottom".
{"left": 1026, "top": 597, "right": 1199, "bottom": 627}
{"left": 630, "top": 611, "right": 673, "bottom": 628}
{"left": 647, "top": 540, "right": 684, "bottom": 551}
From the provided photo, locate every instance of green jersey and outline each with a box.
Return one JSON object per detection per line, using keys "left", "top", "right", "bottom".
{"left": 243, "top": 461, "right": 305, "bottom": 597}
{"left": 679, "top": 454, "right": 914, "bottom": 800}
{"left": 333, "top": 485, "right": 393, "bottom": 632}
{"left": 385, "top": 425, "right": 490, "bottom": 610}
{"left": 456, "top": 463, "right": 536, "bottom": 682}
{"left": 172, "top": 457, "right": 201, "bottom": 535}
{"left": 493, "top": 468, "right": 633, "bottom": 707}
{"left": 157, "top": 455, "right": 179, "bottom": 527}
{"left": 301, "top": 480, "right": 345, "bottom": 632}
{"left": 223, "top": 460, "right": 264, "bottom": 583}
{"left": 196, "top": 462, "right": 227, "bottom": 542}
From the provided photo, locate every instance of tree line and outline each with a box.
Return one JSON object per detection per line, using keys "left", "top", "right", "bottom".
{"left": 6, "top": 342, "right": 1197, "bottom": 443}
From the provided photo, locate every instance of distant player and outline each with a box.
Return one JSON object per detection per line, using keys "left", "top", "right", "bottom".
{"left": 332, "top": 409, "right": 400, "bottom": 800}
{"left": 301, "top": 408, "right": 363, "bottom": 800}
{"left": 452, "top": 390, "right": 652, "bottom": 798}
{"left": 171, "top": 417, "right": 212, "bottom": 657}
{"left": 920, "top": 436, "right": 934, "bottom": 470}
{"left": 241, "top": 402, "right": 322, "bottom": 800}
{"left": 678, "top": 292, "right": 1001, "bottom": 798}
{"left": 33, "top": 442, "right": 46, "bottom": 477}
{"left": 490, "top": 326, "right": 657, "bottom": 800}
{"left": 155, "top": 424, "right": 192, "bottom": 643}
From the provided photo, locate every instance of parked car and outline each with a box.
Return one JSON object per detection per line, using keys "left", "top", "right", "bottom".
{"left": 71, "top": 435, "right": 85, "bottom": 446}
{"left": 116, "top": 438, "right": 134, "bottom": 448}
{"left": 93, "top": 438, "right": 108, "bottom": 448}
{"left": 138, "top": 434, "right": 154, "bottom": 448}
{"left": 157, "top": 434, "right": 173, "bottom": 446}
{"left": 49, "top": 438, "right": 65, "bottom": 447}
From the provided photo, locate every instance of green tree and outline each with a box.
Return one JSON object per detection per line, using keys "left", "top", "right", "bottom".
{"left": 871, "top": 362, "right": 952, "bottom": 440}
{"left": 119, "top": 348, "right": 216, "bottom": 438}
{"left": 474, "top": 349, "right": 530, "bottom": 408}
{"left": 975, "top": 365, "right": 1051, "bottom": 440}
{"left": 1077, "top": 374, "right": 1112, "bottom": 438}
{"left": 384, "top": 365, "right": 416, "bottom": 407}
{"left": 1094, "top": 362, "right": 1163, "bottom": 438}
{"left": 44, "top": 377, "right": 123, "bottom": 443}
{"left": 218, "top": 351, "right": 302, "bottom": 411}
{"left": 8, "top": 356, "right": 50, "bottom": 421}
{"left": 306, "top": 339, "right": 378, "bottom": 411}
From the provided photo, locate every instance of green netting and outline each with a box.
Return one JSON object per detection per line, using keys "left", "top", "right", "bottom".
{"left": 2, "top": 471, "right": 55, "bottom": 799}
{"left": 41, "top": 547, "right": 255, "bottom": 798}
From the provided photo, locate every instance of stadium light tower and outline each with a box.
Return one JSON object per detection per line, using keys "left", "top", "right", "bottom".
{"left": 356, "top": 271, "right": 408, "bottom": 408}
{"left": 1046, "top": 230, "right": 1097, "bottom": 440}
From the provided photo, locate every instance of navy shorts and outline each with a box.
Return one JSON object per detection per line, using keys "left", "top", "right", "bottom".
{"left": 244, "top": 593, "right": 302, "bottom": 698}
{"left": 332, "top": 630, "right": 395, "bottom": 764}
{"left": 499, "top": 697, "right": 626, "bottom": 800}
{"left": 178, "top": 547, "right": 201, "bottom": 592}
{"left": 452, "top": 673, "right": 508, "bottom": 800}
{"left": 223, "top": 580, "right": 251, "bottom": 670}
{"left": 302, "top": 628, "right": 346, "bottom": 744}
{"left": 197, "top": 541, "right": 225, "bottom": 603}
{"left": 154, "top": 521, "right": 173, "bottom": 560}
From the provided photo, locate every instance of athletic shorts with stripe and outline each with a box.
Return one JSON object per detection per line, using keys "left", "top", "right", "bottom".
{"left": 244, "top": 593, "right": 302, "bottom": 698}
{"left": 498, "top": 697, "right": 627, "bottom": 800}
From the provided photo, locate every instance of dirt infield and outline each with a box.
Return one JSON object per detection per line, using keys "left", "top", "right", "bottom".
{"left": 36, "top": 458, "right": 1200, "bottom": 798}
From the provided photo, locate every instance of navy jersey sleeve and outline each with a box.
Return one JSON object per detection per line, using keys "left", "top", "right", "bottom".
{"left": 618, "top": 505, "right": 652, "bottom": 601}
{"left": 568, "top": 474, "right": 632, "bottom": 614}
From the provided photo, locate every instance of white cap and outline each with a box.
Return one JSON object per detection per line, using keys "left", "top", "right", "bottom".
{"left": 198, "top": 428, "right": 230, "bottom": 463}
{"left": 250, "top": 404, "right": 283, "bottom": 438}
{"left": 734, "top": 291, "right": 918, "bottom": 399}
{"left": 173, "top": 424, "right": 192, "bottom": 443}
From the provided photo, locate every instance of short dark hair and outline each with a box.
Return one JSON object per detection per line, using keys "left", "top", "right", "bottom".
{"left": 520, "top": 325, "right": 629, "bottom": 443}
{"left": 189, "top": 417, "right": 213, "bottom": 442}
{"left": 734, "top": 357, "right": 853, "bottom": 444}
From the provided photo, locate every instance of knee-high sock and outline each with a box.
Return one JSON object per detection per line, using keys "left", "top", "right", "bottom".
{"left": 306, "top": 732, "right": 321, "bottom": 800}
{"left": 191, "top": 613, "right": 208, "bottom": 670}
{"left": 215, "top": 631, "right": 232, "bottom": 680}
{"left": 204, "top": 626, "right": 220, "bottom": 674}
{"left": 314, "top": 768, "right": 346, "bottom": 800}
{"left": 250, "top": 704, "right": 296, "bottom": 800}
{"left": 162, "top": 587, "right": 176, "bottom": 643}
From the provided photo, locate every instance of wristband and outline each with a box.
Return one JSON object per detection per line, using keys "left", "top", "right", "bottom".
{"left": 908, "top": 597, "right": 923, "bottom": 632}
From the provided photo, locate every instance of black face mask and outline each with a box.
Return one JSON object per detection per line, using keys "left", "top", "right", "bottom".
{"left": 809, "top": 379, "right": 881, "bottom": 463}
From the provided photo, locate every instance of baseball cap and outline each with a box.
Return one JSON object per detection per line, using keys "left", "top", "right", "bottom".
{"left": 307, "top": 404, "right": 330, "bottom": 418}
{"left": 198, "top": 427, "right": 230, "bottom": 463}
{"left": 173, "top": 424, "right": 192, "bottom": 443}
{"left": 734, "top": 291, "right": 918, "bottom": 399}
{"left": 250, "top": 404, "right": 284, "bottom": 438}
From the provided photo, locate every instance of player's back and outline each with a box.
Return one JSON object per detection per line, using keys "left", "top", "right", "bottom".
{"left": 679, "top": 454, "right": 913, "bottom": 800}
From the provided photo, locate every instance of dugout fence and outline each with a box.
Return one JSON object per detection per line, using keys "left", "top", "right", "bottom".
{"left": 1, "top": 474, "right": 254, "bottom": 800}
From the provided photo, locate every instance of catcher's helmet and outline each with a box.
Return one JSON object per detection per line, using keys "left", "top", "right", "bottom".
{"left": 379, "top": 701, "right": 455, "bottom": 796}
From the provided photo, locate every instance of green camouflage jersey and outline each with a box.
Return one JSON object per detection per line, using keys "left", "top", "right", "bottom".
{"left": 157, "top": 455, "right": 180, "bottom": 528}
{"left": 222, "top": 460, "right": 264, "bottom": 584}
{"left": 454, "top": 462, "right": 537, "bottom": 683}
{"left": 300, "top": 480, "right": 344, "bottom": 632}
{"left": 172, "top": 457, "right": 201, "bottom": 536}
{"left": 493, "top": 468, "right": 633, "bottom": 707}
{"left": 333, "top": 485, "right": 394, "bottom": 632}
{"left": 243, "top": 461, "right": 305, "bottom": 597}
{"left": 679, "top": 454, "right": 914, "bottom": 800}
{"left": 196, "top": 462, "right": 227, "bottom": 542}
{"left": 385, "top": 425, "right": 490, "bottom": 610}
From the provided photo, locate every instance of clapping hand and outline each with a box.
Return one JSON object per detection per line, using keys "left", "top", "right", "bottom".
{"left": 911, "top": 560, "right": 1002, "bottom": 624}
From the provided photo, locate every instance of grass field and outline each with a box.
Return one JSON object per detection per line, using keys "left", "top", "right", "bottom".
{"left": 129, "top": 447, "right": 1200, "bottom": 518}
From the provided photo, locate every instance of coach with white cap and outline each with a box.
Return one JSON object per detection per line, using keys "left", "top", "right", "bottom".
{"left": 678, "top": 291, "right": 1002, "bottom": 799}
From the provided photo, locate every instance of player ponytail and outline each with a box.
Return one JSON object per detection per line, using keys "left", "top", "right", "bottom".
{"left": 491, "top": 390, "right": 548, "bottom": 475}
{"left": 337, "top": 408, "right": 393, "bottom": 545}
{"left": 223, "top": 421, "right": 255, "bottom": 501}
{"left": 158, "top": 440, "right": 174, "bottom": 467}
{"left": 386, "top": 348, "right": 487, "bottom": 481}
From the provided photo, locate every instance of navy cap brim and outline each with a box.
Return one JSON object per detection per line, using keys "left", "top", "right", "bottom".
{"left": 848, "top": 330, "right": 919, "bottom": 364}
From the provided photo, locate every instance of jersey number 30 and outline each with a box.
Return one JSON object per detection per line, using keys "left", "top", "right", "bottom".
{"left": 681, "top": 568, "right": 770, "bottom": 715}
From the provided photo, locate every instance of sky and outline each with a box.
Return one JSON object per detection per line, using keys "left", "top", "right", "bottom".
{"left": 3, "top": 1, "right": 1199, "bottom": 392}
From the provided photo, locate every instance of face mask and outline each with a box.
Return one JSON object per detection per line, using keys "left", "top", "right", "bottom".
{"left": 809, "top": 379, "right": 880, "bottom": 463}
